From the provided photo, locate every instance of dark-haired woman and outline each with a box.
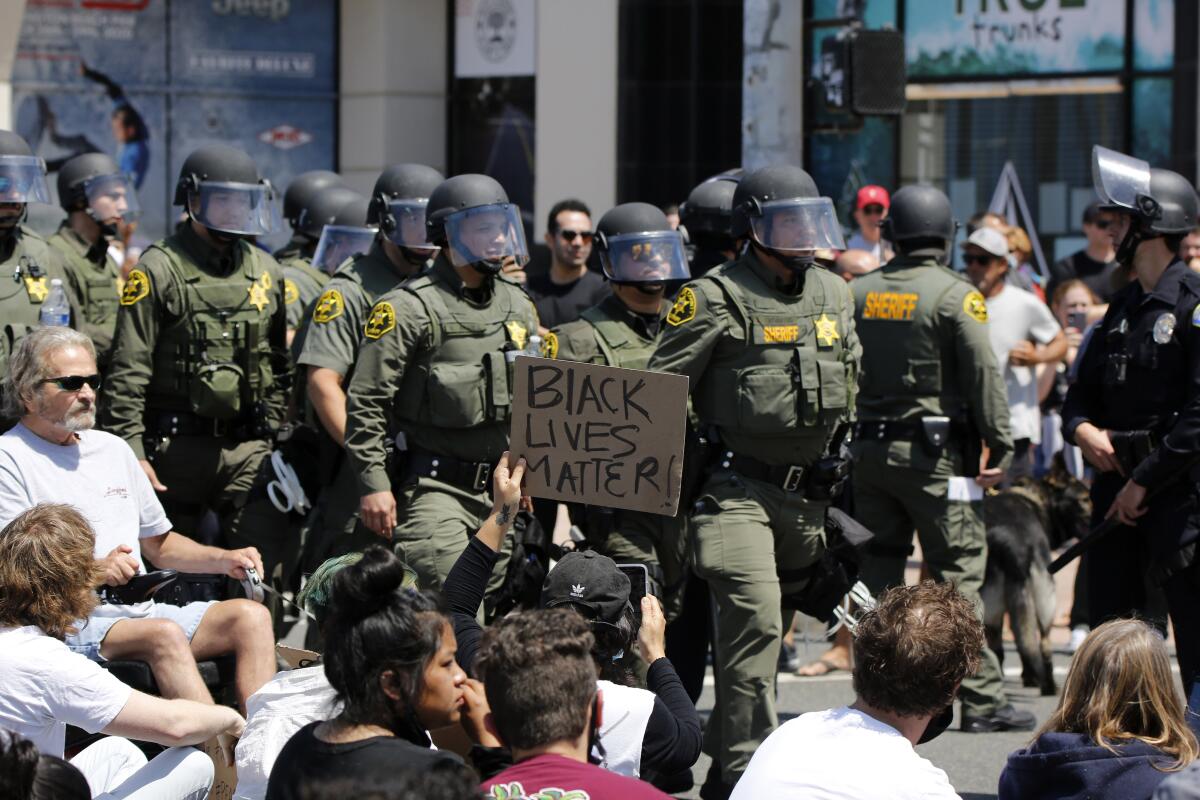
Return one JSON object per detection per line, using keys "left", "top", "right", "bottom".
{"left": 264, "top": 547, "right": 481, "bottom": 800}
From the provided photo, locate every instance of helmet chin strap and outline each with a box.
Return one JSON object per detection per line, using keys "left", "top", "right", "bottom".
{"left": 754, "top": 241, "right": 814, "bottom": 273}
{"left": 1116, "top": 221, "right": 1152, "bottom": 266}
{"left": 470, "top": 258, "right": 505, "bottom": 276}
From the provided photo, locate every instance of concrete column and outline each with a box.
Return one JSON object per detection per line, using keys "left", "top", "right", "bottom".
{"left": 0, "top": 0, "right": 27, "bottom": 130}
{"left": 533, "top": 0, "right": 617, "bottom": 236}
{"left": 742, "top": 0, "right": 803, "bottom": 170}
{"left": 338, "top": 0, "right": 447, "bottom": 194}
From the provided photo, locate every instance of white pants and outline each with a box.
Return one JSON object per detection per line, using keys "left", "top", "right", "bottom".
{"left": 71, "top": 737, "right": 213, "bottom": 800}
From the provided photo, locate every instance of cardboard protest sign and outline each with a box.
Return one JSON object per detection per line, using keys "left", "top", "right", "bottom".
{"left": 510, "top": 356, "right": 689, "bottom": 516}
{"left": 202, "top": 736, "right": 238, "bottom": 800}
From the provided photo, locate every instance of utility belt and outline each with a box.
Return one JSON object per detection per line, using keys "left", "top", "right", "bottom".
{"left": 716, "top": 449, "right": 848, "bottom": 500}
{"left": 853, "top": 416, "right": 977, "bottom": 475}
{"left": 1109, "top": 429, "right": 1159, "bottom": 477}
{"left": 150, "top": 409, "right": 263, "bottom": 442}
{"left": 399, "top": 448, "right": 493, "bottom": 493}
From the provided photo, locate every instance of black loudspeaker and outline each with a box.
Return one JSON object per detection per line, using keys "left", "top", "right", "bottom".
{"left": 819, "top": 27, "right": 907, "bottom": 116}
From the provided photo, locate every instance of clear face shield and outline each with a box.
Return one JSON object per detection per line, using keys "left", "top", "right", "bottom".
{"left": 444, "top": 203, "right": 529, "bottom": 273}
{"left": 384, "top": 199, "right": 437, "bottom": 251}
{"left": 0, "top": 155, "right": 50, "bottom": 204}
{"left": 599, "top": 230, "right": 691, "bottom": 284}
{"left": 749, "top": 197, "right": 847, "bottom": 254}
{"left": 188, "top": 181, "right": 278, "bottom": 237}
{"left": 84, "top": 173, "right": 141, "bottom": 225}
{"left": 1092, "top": 146, "right": 1152, "bottom": 212}
{"left": 311, "top": 224, "right": 378, "bottom": 275}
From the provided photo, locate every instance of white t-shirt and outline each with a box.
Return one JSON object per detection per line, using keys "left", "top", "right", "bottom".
{"left": 595, "top": 679, "right": 655, "bottom": 777}
{"left": 0, "top": 424, "right": 172, "bottom": 571}
{"left": 731, "top": 706, "right": 960, "bottom": 800}
{"left": 0, "top": 625, "right": 132, "bottom": 756}
{"left": 983, "top": 286, "right": 1061, "bottom": 443}
{"left": 846, "top": 231, "right": 891, "bottom": 263}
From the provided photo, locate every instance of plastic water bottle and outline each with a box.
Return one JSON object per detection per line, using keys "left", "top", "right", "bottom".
{"left": 39, "top": 279, "right": 70, "bottom": 327}
{"left": 526, "top": 334, "right": 543, "bottom": 357}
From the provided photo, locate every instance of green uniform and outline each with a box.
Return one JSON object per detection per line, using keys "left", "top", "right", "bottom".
{"left": 294, "top": 240, "right": 422, "bottom": 571}
{"left": 0, "top": 227, "right": 74, "bottom": 382}
{"left": 545, "top": 294, "right": 687, "bottom": 615}
{"left": 849, "top": 252, "right": 1013, "bottom": 716}
{"left": 344, "top": 255, "right": 538, "bottom": 590}
{"left": 47, "top": 223, "right": 121, "bottom": 368}
{"left": 647, "top": 250, "right": 860, "bottom": 784}
{"left": 97, "top": 224, "right": 294, "bottom": 587}
{"left": 279, "top": 256, "right": 329, "bottom": 331}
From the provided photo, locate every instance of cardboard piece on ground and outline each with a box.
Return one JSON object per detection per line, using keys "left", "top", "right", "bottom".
{"left": 276, "top": 643, "right": 321, "bottom": 669}
{"left": 510, "top": 356, "right": 689, "bottom": 516}
{"left": 202, "top": 736, "right": 238, "bottom": 800}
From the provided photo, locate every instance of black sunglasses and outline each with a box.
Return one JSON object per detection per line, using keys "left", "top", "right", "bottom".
{"left": 860, "top": 204, "right": 886, "bottom": 215}
{"left": 962, "top": 254, "right": 1000, "bottom": 266}
{"left": 560, "top": 229, "right": 594, "bottom": 243}
{"left": 1093, "top": 219, "right": 1111, "bottom": 230}
{"left": 40, "top": 374, "right": 102, "bottom": 391}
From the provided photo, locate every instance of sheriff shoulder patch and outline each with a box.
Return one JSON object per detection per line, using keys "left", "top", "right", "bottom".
{"left": 542, "top": 331, "right": 559, "bottom": 359}
{"left": 284, "top": 279, "right": 300, "bottom": 305}
{"left": 120, "top": 269, "right": 150, "bottom": 306}
{"left": 963, "top": 290, "right": 988, "bottom": 323}
{"left": 313, "top": 288, "right": 344, "bottom": 324}
{"left": 667, "top": 287, "right": 697, "bottom": 326}
{"left": 364, "top": 301, "right": 396, "bottom": 340}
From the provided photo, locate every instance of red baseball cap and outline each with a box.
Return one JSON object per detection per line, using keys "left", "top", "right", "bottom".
{"left": 856, "top": 185, "right": 890, "bottom": 210}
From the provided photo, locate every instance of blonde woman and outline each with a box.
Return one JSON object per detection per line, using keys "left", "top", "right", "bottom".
{"left": 1000, "top": 619, "right": 1198, "bottom": 800}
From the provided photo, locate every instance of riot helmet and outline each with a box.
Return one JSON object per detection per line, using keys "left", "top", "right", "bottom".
{"left": 174, "top": 144, "right": 276, "bottom": 237}
{"left": 596, "top": 203, "right": 689, "bottom": 292}
{"left": 311, "top": 190, "right": 377, "bottom": 275}
{"left": 426, "top": 174, "right": 528, "bottom": 275}
{"left": 0, "top": 129, "right": 50, "bottom": 206}
{"left": 282, "top": 170, "right": 345, "bottom": 238}
{"left": 367, "top": 163, "right": 445, "bottom": 250}
{"left": 732, "top": 165, "right": 844, "bottom": 270}
{"left": 1093, "top": 145, "right": 1199, "bottom": 263}
{"left": 680, "top": 173, "right": 739, "bottom": 244}
{"left": 57, "top": 153, "right": 140, "bottom": 236}
{"left": 882, "top": 185, "right": 956, "bottom": 250}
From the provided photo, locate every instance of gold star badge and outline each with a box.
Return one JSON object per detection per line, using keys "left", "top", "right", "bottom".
{"left": 24, "top": 276, "right": 48, "bottom": 302}
{"left": 814, "top": 313, "right": 840, "bottom": 348}
{"left": 506, "top": 320, "right": 529, "bottom": 351}
{"left": 248, "top": 280, "right": 269, "bottom": 312}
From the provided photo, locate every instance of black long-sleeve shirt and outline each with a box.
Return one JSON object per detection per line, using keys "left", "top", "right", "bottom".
{"left": 442, "top": 537, "right": 703, "bottom": 778}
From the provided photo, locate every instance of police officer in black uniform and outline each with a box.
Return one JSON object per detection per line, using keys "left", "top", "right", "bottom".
{"left": 1063, "top": 145, "right": 1200, "bottom": 704}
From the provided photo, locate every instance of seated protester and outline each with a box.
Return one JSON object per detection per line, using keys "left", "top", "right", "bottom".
{"left": 265, "top": 546, "right": 483, "bottom": 800}
{"left": 732, "top": 581, "right": 977, "bottom": 800}
{"left": 281, "top": 768, "right": 482, "bottom": 800}
{"left": 0, "top": 327, "right": 275, "bottom": 711}
{"left": 1000, "top": 619, "right": 1198, "bottom": 800}
{"left": 0, "top": 504, "right": 244, "bottom": 799}
{"left": 0, "top": 731, "right": 90, "bottom": 800}
{"left": 444, "top": 453, "right": 702, "bottom": 784}
{"left": 477, "top": 608, "right": 671, "bottom": 800}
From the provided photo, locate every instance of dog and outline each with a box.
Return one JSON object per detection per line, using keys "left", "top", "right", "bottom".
{"left": 981, "top": 456, "right": 1092, "bottom": 696}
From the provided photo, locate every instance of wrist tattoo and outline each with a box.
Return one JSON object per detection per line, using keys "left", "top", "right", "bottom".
{"left": 496, "top": 503, "right": 514, "bottom": 525}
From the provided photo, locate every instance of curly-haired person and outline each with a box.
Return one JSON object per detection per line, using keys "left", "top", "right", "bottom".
{"left": 732, "top": 581, "right": 983, "bottom": 799}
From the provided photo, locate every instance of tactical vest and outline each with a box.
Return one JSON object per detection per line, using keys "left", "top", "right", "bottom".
{"left": 695, "top": 263, "right": 854, "bottom": 433}
{"left": 50, "top": 232, "right": 120, "bottom": 332}
{"left": 394, "top": 274, "right": 530, "bottom": 430}
{"left": 146, "top": 238, "right": 276, "bottom": 420}
{"left": 853, "top": 264, "right": 968, "bottom": 419}
{"left": 0, "top": 234, "right": 57, "bottom": 380}
{"left": 579, "top": 305, "right": 659, "bottom": 371}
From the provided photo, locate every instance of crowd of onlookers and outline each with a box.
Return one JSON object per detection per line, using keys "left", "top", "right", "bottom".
{"left": 6, "top": 184, "right": 1200, "bottom": 800}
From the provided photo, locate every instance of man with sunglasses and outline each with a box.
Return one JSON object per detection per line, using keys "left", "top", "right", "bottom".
{"left": 295, "top": 164, "right": 443, "bottom": 575}
{"left": 0, "top": 129, "right": 76, "bottom": 396}
{"left": 528, "top": 199, "right": 610, "bottom": 330}
{"left": 963, "top": 226, "right": 1066, "bottom": 479}
{"left": 1048, "top": 201, "right": 1119, "bottom": 303}
{"left": 48, "top": 153, "right": 140, "bottom": 372}
{"left": 845, "top": 185, "right": 895, "bottom": 264}
{"left": 542, "top": 202, "right": 691, "bottom": 620}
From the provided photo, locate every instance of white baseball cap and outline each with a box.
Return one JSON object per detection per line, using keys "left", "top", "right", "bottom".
{"left": 961, "top": 227, "right": 1009, "bottom": 258}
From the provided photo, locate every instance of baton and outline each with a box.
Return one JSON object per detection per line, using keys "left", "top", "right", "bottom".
{"left": 1049, "top": 454, "right": 1200, "bottom": 574}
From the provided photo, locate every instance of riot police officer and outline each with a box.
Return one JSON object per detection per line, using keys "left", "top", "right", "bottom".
{"left": 679, "top": 171, "right": 740, "bottom": 278}
{"left": 0, "top": 130, "right": 74, "bottom": 383}
{"left": 344, "top": 173, "right": 538, "bottom": 590}
{"left": 48, "top": 152, "right": 140, "bottom": 370}
{"left": 274, "top": 170, "right": 344, "bottom": 263}
{"left": 647, "top": 165, "right": 859, "bottom": 796}
{"left": 543, "top": 202, "right": 690, "bottom": 611}
{"left": 295, "top": 163, "right": 443, "bottom": 570}
{"left": 1063, "top": 146, "right": 1200, "bottom": 704}
{"left": 278, "top": 182, "right": 363, "bottom": 341}
{"left": 98, "top": 144, "right": 293, "bottom": 593}
{"left": 849, "top": 184, "right": 1032, "bottom": 733}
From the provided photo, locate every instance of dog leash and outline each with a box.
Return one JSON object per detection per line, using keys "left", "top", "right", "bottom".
{"left": 241, "top": 567, "right": 318, "bottom": 623}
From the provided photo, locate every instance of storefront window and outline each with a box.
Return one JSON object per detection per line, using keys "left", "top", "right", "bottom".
{"left": 1134, "top": 0, "right": 1174, "bottom": 70}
